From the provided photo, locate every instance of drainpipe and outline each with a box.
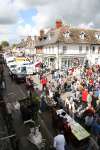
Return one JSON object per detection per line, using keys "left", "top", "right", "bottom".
{"left": 58, "top": 41, "right": 60, "bottom": 70}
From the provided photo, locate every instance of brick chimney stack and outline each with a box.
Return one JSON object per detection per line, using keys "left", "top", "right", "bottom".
{"left": 40, "top": 30, "right": 44, "bottom": 37}
{"left": 56, "top": 20, "right": 63, "bottom": 29}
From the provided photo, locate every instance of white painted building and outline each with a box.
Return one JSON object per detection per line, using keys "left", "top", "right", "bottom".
{"left": 24, "top": 21, "right": 100, "bottom": 69}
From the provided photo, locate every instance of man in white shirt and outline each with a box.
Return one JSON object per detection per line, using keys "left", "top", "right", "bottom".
{"left": 53, "top": 132, "right": 66, "bottom": 150}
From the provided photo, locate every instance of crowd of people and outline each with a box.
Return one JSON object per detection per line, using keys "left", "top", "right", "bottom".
{"left": 39, "top": 65, "right": 100, "bottom": 149}
{"left": 24, "top": 63, "right": 100, "bottom": 149}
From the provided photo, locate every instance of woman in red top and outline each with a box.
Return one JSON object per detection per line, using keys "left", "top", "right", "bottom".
{"left": 82, "top": 88, "right": 88, "bottom": 103}
{"left": 41, "top": 77, "right": 47, "bottom": 90}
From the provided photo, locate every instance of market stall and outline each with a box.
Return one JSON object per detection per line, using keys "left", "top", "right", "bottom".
{"left": 52, "top": 108, "right": 90, "bottom": 148}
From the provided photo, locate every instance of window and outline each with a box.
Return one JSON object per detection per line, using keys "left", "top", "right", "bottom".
{"left": 63, "top": 45, "right": 67, "bottom": 50}
{"left": 95, "top": 58, "right": 98, "bottom": 64}
{"left": 79, "top": 45, "right": 82, "bottom": 52}
{"left": 63, "top": 31, "right": 70, "bottom": 38}
{"left": 52, "top": 45, "right": 54, "bottom": 49}
{"left": 86, "top": 46, "right": 89, "bottom": 51}
{"left": 80, "top": 32, "right": 85, "bottom": 40}
{"left": 17, "top": 67, "right": 20, "bottom": 71}
{"left": 95, "top": 33, "right": 100, "bottom": 40}
{"left": 21, "top": 66, "right": 26, "bottom": 72}
{"left": 49, "top": 46, "right": 51, "bottom": 53}
{"left": 63, "top": 45, "right": 67, "bottom": 53}
{"left": 92, "top": 46, "right": 95, "bottom": 52}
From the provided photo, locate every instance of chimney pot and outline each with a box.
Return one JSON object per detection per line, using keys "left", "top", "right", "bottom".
{"left": 40, "top": 30, "right": 44, "bottom": 37}
{"left": 56, "top": 20, "right": 63, "bottom": 29}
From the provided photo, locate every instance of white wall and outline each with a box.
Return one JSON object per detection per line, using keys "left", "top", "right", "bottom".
{"left": 59, "top": 44, "right": 90, "bottom": 55}
{"left": 43, "top": 43, "right": 100, "bottom": 68}
{"left": 87, "top": 54, "right": 100, "bottom": 65}
{"left": 44, "top": 45, "right": 58, "bottom": 54}
{"left": 43, "top": 44, "right": 91, "bottom": 55}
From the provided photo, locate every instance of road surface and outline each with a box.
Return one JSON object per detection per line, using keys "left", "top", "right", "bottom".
{"left": 3, "top": 66, "right": 38, "bottom": 150}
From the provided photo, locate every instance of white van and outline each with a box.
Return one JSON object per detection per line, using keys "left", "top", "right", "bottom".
{"left": 8, "top": 62, "right": 17, "bottom": 77}
{"left": 5, "top": 56, "right": 16, "bottom": 67}
{"left": 13, "top": 63, "right": 36, "bottom": 82}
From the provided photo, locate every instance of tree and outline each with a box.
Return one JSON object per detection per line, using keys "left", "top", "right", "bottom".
{"left": 1, "top": 41, "right": 9, "bottom": 48}
{"left": 12, "top": 43, "right": 17, "bottom": 48}
{"left": 0, "top": 45, "right": 2, "bottom": 51}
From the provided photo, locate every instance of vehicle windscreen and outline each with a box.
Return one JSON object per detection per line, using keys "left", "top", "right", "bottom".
{"left": 21, "top": 66, "right": 26, "bottom": 73}
{"left": 10, "top": 65, "right": 17, "bottom": 68}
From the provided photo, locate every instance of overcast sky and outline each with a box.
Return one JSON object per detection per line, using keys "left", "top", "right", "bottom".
{"left": 0, "top": 0, "right": 100, "bottom": 43}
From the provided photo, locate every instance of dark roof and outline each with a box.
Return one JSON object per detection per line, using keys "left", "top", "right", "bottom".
{"left": 35, "top": 25, "right": 100, "bottom": 47}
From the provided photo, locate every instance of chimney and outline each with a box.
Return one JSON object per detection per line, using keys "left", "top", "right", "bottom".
{"left": 34, "top": 36, "right": 38, "bottom": 43}
{"left": 56, "top": 20, "right": 63, "bottom": 29}
{"left": 40, "top": 30, "right": 44, "bottom": 37}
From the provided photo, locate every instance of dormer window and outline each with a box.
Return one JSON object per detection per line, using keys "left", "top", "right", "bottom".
{"left": 80, "top": 32, "right": 85, "bottom": 40}
{"left": 63, "top": 31, "right": 70, "bottom": 38}
{"left": 95, "top": 33, "right": 100, "bottom": 40}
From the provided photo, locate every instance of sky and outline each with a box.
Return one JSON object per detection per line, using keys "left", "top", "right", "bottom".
{"left": 0, "top": 0, "right": 100, "bottom": 43}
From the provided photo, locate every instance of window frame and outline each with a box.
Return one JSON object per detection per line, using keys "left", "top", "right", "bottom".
{"left": 63, "top": 31, "right": 70, "bottom": 38}
{"left": 62, "top": 45, "right": 67, "bottom": 53}
{"left": 92, "top": 46, "right": 95, "bottom": 53}
{"left": 79, "top": 45, "right": 82, "bottom": 52}
{"left": 80, "top": 32, "right": 85, "bottom": 40}
{"left": 86, "top": 46, "right": 89, "bottom": 51}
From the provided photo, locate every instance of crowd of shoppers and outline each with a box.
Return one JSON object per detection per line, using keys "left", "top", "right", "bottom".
{"left": 24, "top": 63, "right": 100, "bottom": 149}
{"left": 38, "top": 64, "right": 100, "bottom": 149}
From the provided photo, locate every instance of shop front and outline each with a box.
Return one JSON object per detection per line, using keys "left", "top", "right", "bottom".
{"left": 43, "top": 56, "right": 56, "bottom": 70}
{"left": 61, "top": 55, "right": 85, "bottom": 68}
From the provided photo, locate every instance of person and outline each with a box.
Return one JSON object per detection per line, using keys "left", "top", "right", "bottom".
{"left": 82, "top": 88, "right": 88, "bottom": 104}
{"left": 53, "top": 90, "right": 60, "bottom": 104}
{"left": 6, "top": 102, "right": 13, "bottom": 120}
{"left": 49, "top": 89, "right": 53, "bottom": 100}
{"left": 41, "top": 77, "right": 47, "bottom": 91}
{"left": 87, "top": 92, "right": 93, "bottom": 107}
{"left": 92, "top": 118, "right": 100, "bottom": 137}
{"left": 13, "top": 101, "right": 21, "bottom": 113}
{"left": 85, "top": 114, "right": 94, "bottom": 131}
{"left": 40, "top": 96, "right": 46, "bottom": 112}
{"left": 53, "top": 130, "right": 66, "bottom": 150}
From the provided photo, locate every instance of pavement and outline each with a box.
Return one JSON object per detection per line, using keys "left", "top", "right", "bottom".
{"left": 4, "top": 67, "right": 27, "bottom": 102}
{"left": 0, "top": 111, "right": 13, "bottom": 150}
{"left": 3, "top": 66, "right": 38, "bottom": 150}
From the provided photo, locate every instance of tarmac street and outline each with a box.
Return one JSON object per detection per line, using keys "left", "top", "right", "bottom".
{"left": 4, "top": 68, "right": 27, "bottom": 102}
{"left": 3, "top": 67, "right": 38, "bottom": 150}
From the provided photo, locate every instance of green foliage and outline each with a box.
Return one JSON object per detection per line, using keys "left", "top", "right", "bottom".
{"left": 12, "top": 43, "right": 17, "bottom": 48}
{"left": 1, "top": 41, "right": 9, "bottom": 47}
{"left": 0, "top": 45, "right": 2, "bottom": 51}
